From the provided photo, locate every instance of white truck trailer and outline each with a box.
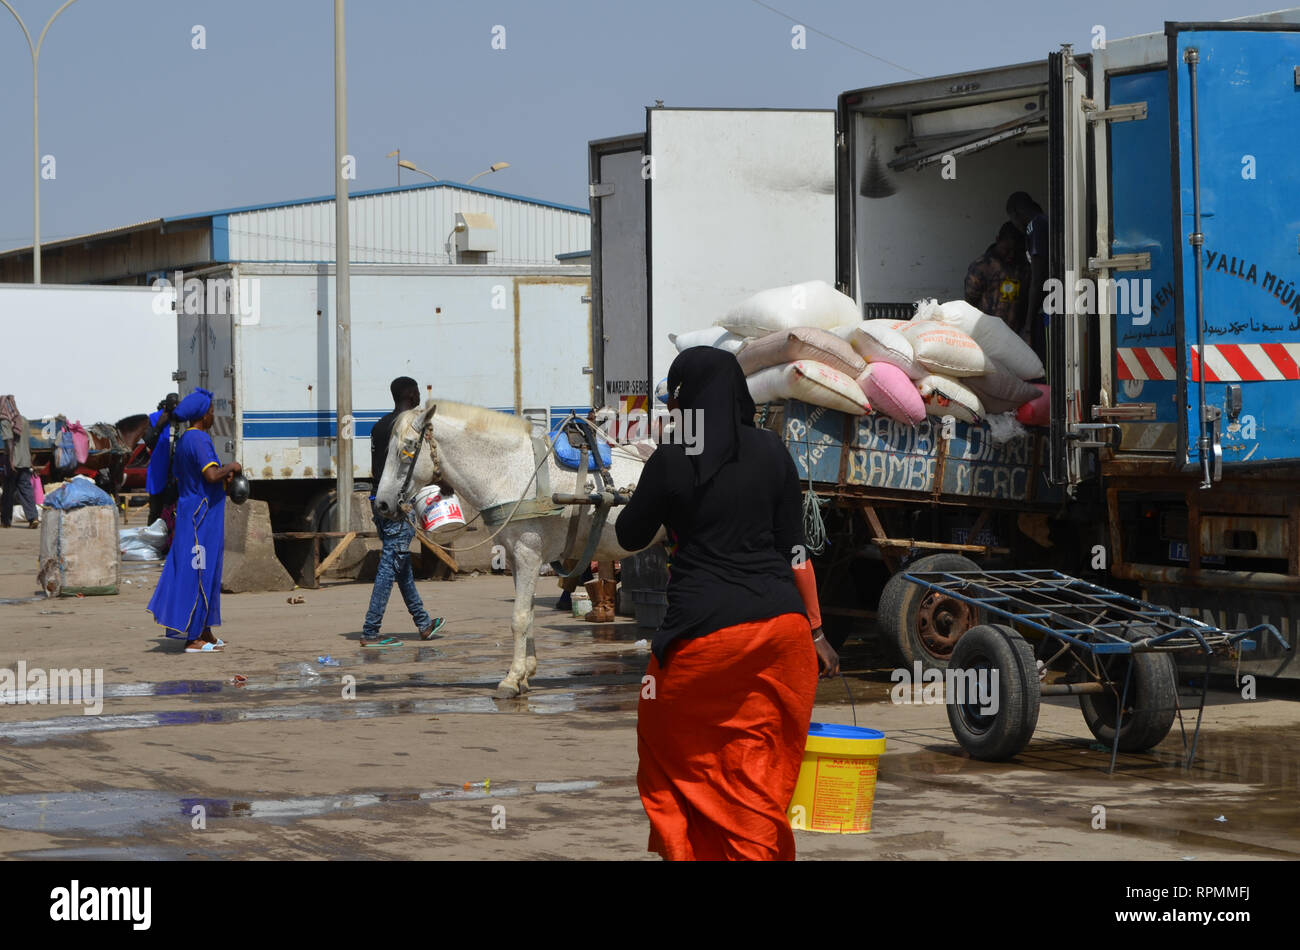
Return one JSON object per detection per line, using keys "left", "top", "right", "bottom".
{"left": 0, "top": 283, "right": 176, "bottom": 424}
{"left": 172, "top": 262, "right": 592, "bottom": 575}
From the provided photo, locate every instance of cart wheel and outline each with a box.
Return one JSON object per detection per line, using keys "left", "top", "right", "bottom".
{"left": 877, "top": 553, "right": 982, "bottom": 670}
{"left": 1079, "top": 641, "right": 1178, "bottom": 753}
{"left": 946, "top": 624, "right": 1040, "bottom": 761}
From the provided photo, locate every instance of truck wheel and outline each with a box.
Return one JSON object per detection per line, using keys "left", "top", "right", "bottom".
{"left": 1078, "top": 641, "right": 1178, "bottom": 753}
{"left": 877, "top": 553, "right": 982, "bottom": 670}
{"left": 945, "top": 624, "right": 1041, "bottom": 761}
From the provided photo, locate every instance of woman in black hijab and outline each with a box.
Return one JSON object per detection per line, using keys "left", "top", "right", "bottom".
{"left": 616, "top": 346, "right": 838, "bottom": 861}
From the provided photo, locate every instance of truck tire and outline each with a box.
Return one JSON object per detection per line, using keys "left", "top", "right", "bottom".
{"left": 877, "top": 553, "right": 982, "bottom": 670}
{"left": 945, "top": 624, "right": 1041, "bottom": 761}
{"left": 1078, "top": 638, "right": 1178, "bottom": 753}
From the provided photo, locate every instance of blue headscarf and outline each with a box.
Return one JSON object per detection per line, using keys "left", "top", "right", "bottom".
{"left": 173, "top": 388, "right": 213, "bottom": 422}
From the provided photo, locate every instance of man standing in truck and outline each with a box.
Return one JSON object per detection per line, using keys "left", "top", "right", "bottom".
{"left": 963, "top": 221, "right": 1029, "bottom": 335}
{"left": 1006, "top": 192, "right": 1049, "bottom": 365}
{"left": 362, "top": 376, "right": 444, "bottom": 645}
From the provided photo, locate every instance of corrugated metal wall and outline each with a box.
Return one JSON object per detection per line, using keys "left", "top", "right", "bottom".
{"left": 227, "top": 186, "right": 589, "bottom": 266}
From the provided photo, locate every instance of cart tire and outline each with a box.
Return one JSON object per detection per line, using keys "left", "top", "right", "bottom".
{"left": 1079, "top": 644, "right": 1178, "bottom": 753}
{"left": 945, "top": 624, "right": 1040, "bottom": 761}
{"left": 877, "top": 553, "right": 982, "bottom": 670}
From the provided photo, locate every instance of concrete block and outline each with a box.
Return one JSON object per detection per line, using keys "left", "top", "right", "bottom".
{"left": 223, "top": 499, "right": 295, "bottom": 593}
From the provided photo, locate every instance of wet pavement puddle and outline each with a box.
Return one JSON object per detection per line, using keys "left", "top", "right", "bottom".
{"left": 0, "top": 780, "right": 607, "bottom": 838}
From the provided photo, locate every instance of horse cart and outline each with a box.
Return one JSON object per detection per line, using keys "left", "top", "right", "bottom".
{"left": 901, "top": 569, "right": 1287, "bottom": 770}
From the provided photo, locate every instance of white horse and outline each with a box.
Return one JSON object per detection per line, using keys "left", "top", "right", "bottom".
{"left": 374, "top": 401, "right": 661, "bottom": 698}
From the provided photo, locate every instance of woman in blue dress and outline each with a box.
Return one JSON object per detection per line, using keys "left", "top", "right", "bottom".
{"left": 146, "top": 389, "right": 242, "bottom": 652}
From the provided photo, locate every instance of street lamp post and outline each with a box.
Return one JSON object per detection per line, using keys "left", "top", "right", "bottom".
{"left": 386, "top": 149, "right": 400, "bottom": 186}
{"left": 1, "top": 0, "right": 83, "bottom": 284}
{"left": 466, "top": 162, "right": 510, "bottom": 185}
{"left": 334, "top": 0, "right": 352, "bottom": 530}
{"left": 397, "top": 159, "right": 437, "bottom": 182}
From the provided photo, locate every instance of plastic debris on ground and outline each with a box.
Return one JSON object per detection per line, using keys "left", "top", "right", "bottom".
{"left": 317, "top": 655, "right": 339, "bottom": 667}
{"left": 119, "top": 519, "right": 169, "bottom": 561}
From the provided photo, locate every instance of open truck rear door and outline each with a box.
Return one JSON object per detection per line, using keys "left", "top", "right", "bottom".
{"left": 589, "top": 111, "right": 835, "bottom": 407}
{"left": 1048, "top": 47, "right": 1095, "bottom": 488}
{"left": 589, "top": 134, "right": 648, "bottom": 410}
{"left": 1168, "top": 22, "right": 1300, "bottom": 479}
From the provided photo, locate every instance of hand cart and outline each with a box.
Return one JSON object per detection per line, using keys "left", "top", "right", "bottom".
{"left": 901, "top": 569, "right": 1290, "bottom": 772}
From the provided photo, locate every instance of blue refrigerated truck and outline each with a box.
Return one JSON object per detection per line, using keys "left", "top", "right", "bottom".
{"left": 761, "top": 14, "right": 1300, "bottom": 681}
{"left": 588, "top": 11, "right": 1300, "bottom": 680}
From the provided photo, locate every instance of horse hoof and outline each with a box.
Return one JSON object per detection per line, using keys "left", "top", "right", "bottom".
{"left": 494, "top": 684, "right": 520, "bottom": 700}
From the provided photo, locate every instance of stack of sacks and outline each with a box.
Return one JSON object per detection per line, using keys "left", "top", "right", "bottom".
{"left": 740, "top": 326, "right": 870, "bottom": 415}
{"left": 885, "top": 299, "right": 1047, "bottom": 424}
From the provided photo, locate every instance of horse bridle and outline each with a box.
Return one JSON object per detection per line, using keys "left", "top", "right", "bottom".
{"left": 394, "top": 403, "right": 442, "bottom": 515}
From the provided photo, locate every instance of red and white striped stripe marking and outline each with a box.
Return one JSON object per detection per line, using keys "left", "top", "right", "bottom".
{"left": 1191, "top": 343, "right": 1300, "bottom": 382}
{"left": 1116, "top": 347, "right": 1177, "bottom": 381}
{"left": 1117, "top": 344, "right": 1300, "bottom": 382}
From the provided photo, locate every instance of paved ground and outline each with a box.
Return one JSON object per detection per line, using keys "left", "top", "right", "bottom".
{"left": 2, "top": 524, "right": 1298, "bottom": 860}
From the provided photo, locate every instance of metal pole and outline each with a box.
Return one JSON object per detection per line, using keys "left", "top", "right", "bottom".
{"left": 334, "top": 0, "right": 353, "bottom": 529}
{"left": 1, "top": 0, "right": 82, "bottom": 283}
{"left": 31, "top": 44, "right": 39, "bottom": 283}
{"left": 1185, "top": 48, "right": 1213, "bottom": 489}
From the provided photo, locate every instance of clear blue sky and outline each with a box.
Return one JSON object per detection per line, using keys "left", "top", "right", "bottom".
{"left": 0, "top": 0, "right": 1286, "bottom": 252}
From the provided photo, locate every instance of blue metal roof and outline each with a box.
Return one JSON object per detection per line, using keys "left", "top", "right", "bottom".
{"left": 162, "top": 180, "right": 589, "bottom": 224}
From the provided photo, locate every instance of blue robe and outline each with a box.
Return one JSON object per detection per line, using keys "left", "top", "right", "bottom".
{"left": 146, "top": 427, "right": 225, "bottom": 639}
{"left": 145, "top": 410, "right": 173, "bottom": 496}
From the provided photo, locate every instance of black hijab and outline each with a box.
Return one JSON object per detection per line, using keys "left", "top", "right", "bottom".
{"left": 666, "top": 346, "right": 756, "bottom": 487}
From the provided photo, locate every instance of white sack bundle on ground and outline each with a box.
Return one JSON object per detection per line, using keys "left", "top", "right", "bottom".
{"left": 737, "top": 326, "right": 866, "bottom": 379}
{"left": 669, "top": 326, "right": 747, "bottom": 354}
{"left": 845, "top": 320, "right": 923, "bottom": 379}
{"left": 719, "top": 280, "right": 860, "bottom": 338}
{"left": 921, "top": 298, "right": 1045, "bottom": 381}
{"left": 747, "top": 360, "right": 870, "bottom": 415}
{"left": 119, "top": 519, "right": 169, "bottom": 561}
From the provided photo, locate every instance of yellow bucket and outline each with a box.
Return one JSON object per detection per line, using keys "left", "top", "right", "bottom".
{"left": 787, "top": 723, "right": 886, "bottom": 834}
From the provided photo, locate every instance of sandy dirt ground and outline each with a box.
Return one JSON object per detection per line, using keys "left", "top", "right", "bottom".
{"left": 1, "top": 523, "right": 1298, "bottom": 861}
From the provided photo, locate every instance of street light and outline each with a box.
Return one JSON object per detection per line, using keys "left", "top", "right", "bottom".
{"left": 386, "top": 149, "right": 400, "bottom": 185}
{"left": 1, "top": 0, "right": 83, "bottom": 284}
{"left": 466, "top": 162, "right": 510, "bottom": 185}
{"left": 397, "top": 159, "right": 438, "bottom": 182}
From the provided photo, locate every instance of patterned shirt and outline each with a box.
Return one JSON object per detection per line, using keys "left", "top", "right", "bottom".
{"left": 964, "top": 245, "right": 1028, "bottom": 325}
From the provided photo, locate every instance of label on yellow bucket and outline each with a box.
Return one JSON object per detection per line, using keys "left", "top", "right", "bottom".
{"left": 809, "top": 754, "right": 879, "bottom": 833}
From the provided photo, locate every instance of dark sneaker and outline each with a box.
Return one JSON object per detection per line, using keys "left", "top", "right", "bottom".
{"left": 420, "top": 618, "right": 445, "bottom": 641}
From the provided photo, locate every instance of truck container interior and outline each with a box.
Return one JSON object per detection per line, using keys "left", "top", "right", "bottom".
{"left": 840, "top": 61, "right": 1052, "bottom": 318}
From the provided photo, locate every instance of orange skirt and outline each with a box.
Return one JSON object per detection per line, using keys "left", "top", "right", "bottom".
{"left": 637, "top": 612, "right": 819, "bottom": 861}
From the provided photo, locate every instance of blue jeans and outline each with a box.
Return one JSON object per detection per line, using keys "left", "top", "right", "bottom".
{"left": 363, "top": 504, "right": 432, "bottom": 636}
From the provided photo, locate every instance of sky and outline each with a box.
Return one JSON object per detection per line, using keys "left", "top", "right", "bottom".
{"left": 0, "top": 0, "right": 1290, "bottom": 252}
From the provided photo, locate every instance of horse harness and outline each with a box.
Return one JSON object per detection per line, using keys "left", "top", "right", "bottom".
{"left": 392, "top": 406, "right": 624, "bottom": 580}
{"left": 394, "top": 403, "right": 562, "bottom": 527}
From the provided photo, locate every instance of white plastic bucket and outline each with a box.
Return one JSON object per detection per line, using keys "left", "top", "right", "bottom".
{"left": 412, "top": 485, "right": 467, "bottom": 540}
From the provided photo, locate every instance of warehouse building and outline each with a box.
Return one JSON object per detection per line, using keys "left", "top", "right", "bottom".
{"left": 0, "top": 180, "right": 590, "bottom": 283}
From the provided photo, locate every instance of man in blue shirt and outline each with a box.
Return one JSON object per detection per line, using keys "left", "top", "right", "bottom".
{"left": 1006, "top": 191, "right": 1049, "bottom": 368}
{"left": 144, "top": 393, "right": 179, "bottom": 526}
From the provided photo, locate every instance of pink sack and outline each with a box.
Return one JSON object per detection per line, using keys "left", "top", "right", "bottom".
{"left": 32, "top": 475, "right": 45, "bottom": 506}
{"left": 68, "top": 421, "right": 90, "bottom": 464}
{"left": 1016, "top": 384, "right": 1051, "bottom": 427}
